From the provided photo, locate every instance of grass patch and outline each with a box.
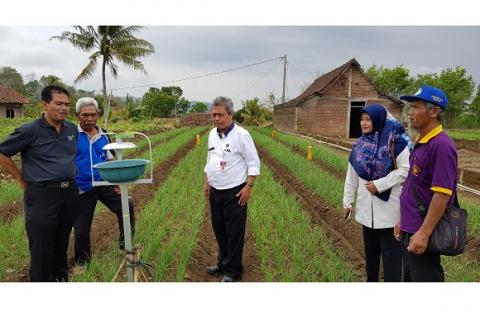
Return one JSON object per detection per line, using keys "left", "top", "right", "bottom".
{"left": 249, "top": 162, "right": 359, "bottom": 281}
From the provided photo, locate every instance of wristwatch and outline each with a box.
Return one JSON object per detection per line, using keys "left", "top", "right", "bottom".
{"left": 247, "top": 182, "right": 254, "bottom": 187}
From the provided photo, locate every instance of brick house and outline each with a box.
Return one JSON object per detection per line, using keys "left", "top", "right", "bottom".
{"left": 0, "top": 85, "right": 28, "bottom": 118}
{"left": 274, "top": 58, "right": 404, "bottom": 138}
{"left": 181, "top": 113, "right": 211, "bottom": 126}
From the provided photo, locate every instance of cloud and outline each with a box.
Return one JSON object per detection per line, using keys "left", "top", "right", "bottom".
{"left": 1, "top": 26, "right": 479, "bottom": 109}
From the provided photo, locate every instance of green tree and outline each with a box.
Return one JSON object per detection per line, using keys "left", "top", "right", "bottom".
{"left": 160, "top": 86, "right": 183, "bottom": 99}
{"left": 176, "top": 97, "right": 190, "bottom": 116}
{"left": 0, "top": 66, "right": 25, "bottom": 93}
{"left": 39, "top": 75, "right": 64, "bottom": 87}
{"left": 51, "top": 26, "right": 155, "bottom": 125}
{"left": 240, "top": 97, "right": 267, "bottom": 126}
{"left": 190, "top": 102, "right": 208, "bottom": 113}
{"left": 142, "top": 87, "right": 177, "bottom": 118}
{"left": 470, "top": 86, "right": 480, "bottom": 126}
{"left": 365, "top": 64, "right": 414, "bottom": 98}
{"left": 121, "top": 94, "right": 145, "bottom": 121}
{"left": 24, "top": 79, "right": 42, "bottom": 102}
{"left": 413, "top": 67, "right": 474, "bottom": 127}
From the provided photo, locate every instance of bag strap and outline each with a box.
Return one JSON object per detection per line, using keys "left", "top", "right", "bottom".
{"left": 409, "top": 183, "right": 427, "bottom": 217}
{"left": 390, "top": 138, "right": 398, "bottom": 170}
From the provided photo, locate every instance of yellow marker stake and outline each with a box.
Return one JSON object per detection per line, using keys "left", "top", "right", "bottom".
{"left": 196, "top": 134, "right": 201, "bottom": 145}
{"left": 307, "top": 145, "right": 313, "bottom": 160}
{"left": 272, "top": 130, "right": 277, "bottom": 139}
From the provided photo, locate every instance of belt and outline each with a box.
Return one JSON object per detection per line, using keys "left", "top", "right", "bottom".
{"left": 28, "top": 180, "right": 75, "bottom": 189}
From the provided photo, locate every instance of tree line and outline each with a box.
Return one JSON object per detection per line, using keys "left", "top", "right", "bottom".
{"left": 365, "top": 65, "right": 480, "bottom": 128}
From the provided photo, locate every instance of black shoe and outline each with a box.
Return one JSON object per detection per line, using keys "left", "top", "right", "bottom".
{"left": 220, "top": 275, "right": 235, "bottom": 282}
{"left": 206, "top": 265, "right": 222, "bottom": 276}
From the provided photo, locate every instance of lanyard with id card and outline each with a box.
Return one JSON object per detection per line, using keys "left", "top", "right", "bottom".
{"left": 220, "top": 143, "right": 231, "bottom": 171}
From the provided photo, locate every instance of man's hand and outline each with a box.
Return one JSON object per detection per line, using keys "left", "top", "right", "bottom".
{"left": 365, "top": 181, "right": 378, "bottom": 194}
{"left": 236, "top": 185, "right": 252, "bottom": 207}
{"left": 407, "top": 230, "right": 429, "bottom": 255}
{"left": 203, "top": 182, "right": 211, "bottom": 203}
{"left": 394, "top": 222, "right": 401, "bottom": 242}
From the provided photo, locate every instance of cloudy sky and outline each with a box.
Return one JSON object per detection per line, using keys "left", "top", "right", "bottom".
{"left": 1, "top": 26, "right": 480, "bottom": 110}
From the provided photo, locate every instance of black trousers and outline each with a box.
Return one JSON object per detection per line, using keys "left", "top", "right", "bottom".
{"left": 209, "top": 183, "right": 247, "bottom": 279}
{"left": 362, "top": 226, "right": 403, "bottom": 282}
{"left": 24, "top": 183, "right": 78, "bottom": 282}
{"left": 73, "top": 185, "right": 135, "bottom": 265}
{"left": 402, "top": 232, "right": 444, "bottom": 282}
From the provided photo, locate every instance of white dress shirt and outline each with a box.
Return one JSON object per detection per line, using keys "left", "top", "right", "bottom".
{"left": 204, "top": 124, "right": 260, "bottom": 190}
{"left": 343, "top": 147, "right": 410, "bottom": 229}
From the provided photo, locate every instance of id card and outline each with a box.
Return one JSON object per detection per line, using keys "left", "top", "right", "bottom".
{"left": 220, "top": 160, "right": 227, "bottom": 171}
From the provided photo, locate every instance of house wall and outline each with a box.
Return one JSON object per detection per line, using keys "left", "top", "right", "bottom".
{"left": 274, "top": 104, "right": 296, "bottom": 132}
{"left": 296, "top": 96, "right": 348, "bottom": 137}
{"left": 0, "top": 103, "right": 24, "bottom": 118}
{"left": 274, "top": 64, "right": 403, "bottom": 138}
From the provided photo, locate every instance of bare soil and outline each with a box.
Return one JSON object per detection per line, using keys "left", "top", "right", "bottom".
{"left": 184, "top": 204, "right": 264, "bottom": 282}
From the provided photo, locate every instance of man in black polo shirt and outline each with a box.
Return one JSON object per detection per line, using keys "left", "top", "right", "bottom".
{"left": 0, "top": 85, "right": 78, "bottom": 282}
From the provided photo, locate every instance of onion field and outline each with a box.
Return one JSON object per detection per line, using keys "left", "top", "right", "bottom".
{"left": 1, "top": 125, "right": 480, "bottom": 282}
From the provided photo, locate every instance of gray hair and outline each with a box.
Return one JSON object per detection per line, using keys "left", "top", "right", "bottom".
{"left": 76, "top": 97, "right": 99, "bottom": 113}
{"left": 211, "top": 96, "right": 234, "bottom": 114}
{"left": 426, "top": 102, "right": 443, "bottom": 122}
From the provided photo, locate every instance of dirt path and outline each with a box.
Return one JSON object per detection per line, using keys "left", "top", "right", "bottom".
{"left": 184, "top": 204, "right": 264, "bottom": 282}
{"left": 6, "top": 129, "right": 207, "bottom": 282}
{"left": 256, "top": 145, "right": 366, "bottom": 279}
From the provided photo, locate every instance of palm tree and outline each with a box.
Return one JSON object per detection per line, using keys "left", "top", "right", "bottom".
{"left": 51, "top": 26, "right": 155, "bottom": 125}
{"left": 241, "top": 98, "right": 266, "bottom": 126}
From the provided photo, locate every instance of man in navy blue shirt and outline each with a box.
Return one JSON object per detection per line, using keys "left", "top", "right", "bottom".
{"left": 73, "top": 97, "right": 135, "bottom": 272}
{"left": 0, "top": 85, "right": 78, "bottom": 282}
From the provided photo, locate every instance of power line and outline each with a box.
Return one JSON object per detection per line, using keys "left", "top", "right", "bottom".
{"left": 288, "top": 63, "right": 309, "bottom": 89}
{"left": 234, "top": 61, "right": 281, "bottom": 99}
{"left": 107, "top": 56, "right": 283, "bottom": 92}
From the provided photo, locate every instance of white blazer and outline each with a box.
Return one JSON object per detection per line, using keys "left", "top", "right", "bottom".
{"left": 343, "top": 148, "right": 410, "bottom": 229}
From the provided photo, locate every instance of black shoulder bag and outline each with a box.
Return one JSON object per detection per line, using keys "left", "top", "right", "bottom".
{"left": 410, "top": 184, "right": 467, "bottom": 256}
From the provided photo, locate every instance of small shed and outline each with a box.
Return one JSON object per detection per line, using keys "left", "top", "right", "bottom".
{"left": 0, "top": 85, "right": 28, "bottom": 118}
{"left": 274, "top": 58, "right": 403, "bottom": 138}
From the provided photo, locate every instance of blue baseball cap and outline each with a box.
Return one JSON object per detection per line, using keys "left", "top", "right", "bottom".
{"left": 400, "top": 85, "right": 448, "bottom": 110}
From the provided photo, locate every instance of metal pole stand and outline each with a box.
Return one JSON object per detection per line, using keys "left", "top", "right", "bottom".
{"left": 90, "top": 132, "right": 154, "bottom": 282}
{"left": 110, "top": 183, "right": 152, "bottom": 282}
{"left": 111, "top": 244, "right": 152, "bottom": 282}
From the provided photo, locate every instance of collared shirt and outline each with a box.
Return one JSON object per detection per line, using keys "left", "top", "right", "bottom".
{"left": 76, "top": 126, "right": 114, "bottom": 193}
{"left": 204, "top": 123, "right": 260, "bottom": 190}
{"left": 399, "top": 125, "right": 458, "bottom": 233}
{"left": 0, "top": 115, "right": 78, "bottom": 183}
{"left": 216, "top": 122, "right": 235, "bottom": 138}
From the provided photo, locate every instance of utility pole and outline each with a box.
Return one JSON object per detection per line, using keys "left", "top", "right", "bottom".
{"left": 281, "top": 55, "right": 287, "bottom": 104}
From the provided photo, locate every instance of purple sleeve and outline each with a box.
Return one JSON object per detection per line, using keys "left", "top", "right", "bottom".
{"left": 430, "top": 140, "right": 457, "bottom": 196}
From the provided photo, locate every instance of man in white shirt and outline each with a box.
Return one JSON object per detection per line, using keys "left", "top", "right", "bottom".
{"left": 203, "top": 96, "right": 260, "bottom": 282}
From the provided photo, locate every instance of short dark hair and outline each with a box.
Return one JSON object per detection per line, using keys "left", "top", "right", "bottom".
{"left": 41, "top": 85, "right": 70, "bottom": 103}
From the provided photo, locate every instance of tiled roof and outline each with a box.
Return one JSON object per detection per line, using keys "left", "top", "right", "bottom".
{"left": 0, "top": 85, "right": 28, "bottom": 104}
{"left": 277, "top": 58, "right": 403, "bottom": 108}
